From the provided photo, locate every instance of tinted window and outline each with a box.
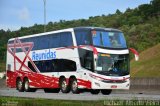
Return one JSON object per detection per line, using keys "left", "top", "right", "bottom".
{"left": 8, "top": 41, "right": 14, "bottom": 44}
{"left": 16, "top": 48, "right": 23, "bottom": 52}
{"left": 92, "top": 31, "right": 127, "bottom": 48}
{"left": 74, "top": 29, "right": 91, "bottom": 45}
{"left": 28, "top": 61, "right": 37, "bottom": 72}
{"left": 78, "top": 49, "right": 94, "bottom": 71}
{"left": 48, "top": 34, "right": 60, "bottom": 48}
{"left": 61, "top": 59, "right": 77, "bottom": 71}
{"left": 95, "top": 54, "right": 129, "bottom": 76}
{"left": 34, "top": 60, "right": 54, "bottom": 72}
{"left": 60, "top": 32, "right": 73, "bottom": 47}
{"left": 31, "top": 59, "right": 77, "bottom": 72}
{"left": 9, "top": 32, "right": 73, "bottom": 53}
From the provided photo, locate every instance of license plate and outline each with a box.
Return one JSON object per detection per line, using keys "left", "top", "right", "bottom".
{"left": 111, "top": 85, "right": 117, "bottom": 88}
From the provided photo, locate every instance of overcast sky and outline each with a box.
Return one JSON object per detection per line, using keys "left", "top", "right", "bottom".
{"left": 0, "top": 0, "right": 151, "bottom": 31}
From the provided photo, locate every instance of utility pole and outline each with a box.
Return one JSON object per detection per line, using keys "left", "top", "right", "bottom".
{"left": 43, "top": 0, "right": 46, "bottom": 32}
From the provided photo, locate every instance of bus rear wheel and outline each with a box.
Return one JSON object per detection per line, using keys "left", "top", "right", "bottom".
{"left": 24, "top": 78, "right": 36, "bottom": 92}
{"left": 60, "top": 78, "right": 70, "bottom": 93}
{"left": 16, "top": 78, "right": 24, "bottom": 92}
{"left": 70, "top": 78, "right": 79, "bottom": 94}
{"left": 101, "top": 89, "right": 112, "bottom": 95}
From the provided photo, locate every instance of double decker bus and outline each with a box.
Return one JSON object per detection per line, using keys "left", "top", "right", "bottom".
{"left": 6, "top": 27, "right": 138, "bottom": 95}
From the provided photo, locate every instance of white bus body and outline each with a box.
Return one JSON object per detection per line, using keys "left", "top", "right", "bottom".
{"left": 6, "top": 27, "right": 138, "bottom": 94}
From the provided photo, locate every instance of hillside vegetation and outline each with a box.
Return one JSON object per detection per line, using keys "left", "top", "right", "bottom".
{"left": 131, "top": 44, "right": 160, "bottom": 77}
{"left": 0, "top": 0, "right": 160, "bottom": 73}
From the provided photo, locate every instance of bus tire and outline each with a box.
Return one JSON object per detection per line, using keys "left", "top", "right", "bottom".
{"left": 44, "top": 88, "right": 60, "bottom": 93}
{"left": 24, "top": 78, "right": 36, "bottom": 92}
{"left": 16, "top": 78, "right": 24, "bottom": 92}
{"left": 70, "top": 78, "right": 79, "bottom": 94}
{"left": 60, "top": 77, "right": 70, "bottom": 93}
{"left": 90, "top": 89, "right": 100, "bottom": 95}
{"left": 101, "top": 89, "right": 112, "bottom": 95}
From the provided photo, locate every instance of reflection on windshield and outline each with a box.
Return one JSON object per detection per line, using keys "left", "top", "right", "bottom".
{"left": 96, "top": 54, "right": 129, "bottom": 76}
{"left": 92, "top": 31, "right": 127, "bottom": 48}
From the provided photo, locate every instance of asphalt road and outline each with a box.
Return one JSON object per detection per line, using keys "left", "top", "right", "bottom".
{"left": 0, "top": 89, "right": 160, "bottom": 101}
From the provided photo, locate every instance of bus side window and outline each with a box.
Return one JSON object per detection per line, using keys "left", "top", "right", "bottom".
{"left": 78, "top": 49, "right": 94, "bottom": 72}
{"left": 75, "top": 30, "right": 91, "bottom": 46}
{"left": 52, "top": 59, "right": 61, "bottom": 72}
{"left": 45, "top": 61, "right": 51, "bottom": 72}
{"left": 49, "top": 34, "right": 61, "bottom": 48}
{"left": 28, "top": 59, "right": 77, "bottom": 72}
{"left": 61, "top": 59, "right": 77, "bottom": 72}
{"left": 52, "top": 59, "right": 77, "bottom": 72}
{"left": 60, "top": 32, "right": 73, "bottom": 47}
{"left": 28, "top": 61, "right": 37, "bottom": 72}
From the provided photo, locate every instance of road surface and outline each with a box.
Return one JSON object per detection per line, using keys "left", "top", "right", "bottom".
{"left": 0, "top": 89, "right": 160, "bottom": 100}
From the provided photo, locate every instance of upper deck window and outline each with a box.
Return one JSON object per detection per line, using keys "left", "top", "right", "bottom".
{"left": 92, "top": 31, "right": 127, "bottom": 49}
{"left": 8, "top": 32, "right": 73, "bottom": 52}
{"left": 74, "top": 29, "right": 91, "bottom": 46}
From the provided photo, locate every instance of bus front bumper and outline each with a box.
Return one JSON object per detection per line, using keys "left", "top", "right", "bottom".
{"left": 91, "top": 79, "right": 130, "bottom": 90}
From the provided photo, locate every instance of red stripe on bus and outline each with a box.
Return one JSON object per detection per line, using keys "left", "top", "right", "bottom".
{"left": 89, "top": 73, "right": 130, "bottom": 81}
{"left": 56, "top": 45, "right": 98, "bottom": 55}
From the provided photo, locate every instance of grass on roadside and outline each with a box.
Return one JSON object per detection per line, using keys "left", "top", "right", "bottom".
{"left": 0, "top": 96, "right": 160, "bottom": 106}
{"left": 131, "top": 44, "right": 160, "bottom": 78}
{"left": 0, "top": 97, "right": 102, "bottom": 106}
{"left": 0, "top": 61, "right": 5, "bottom": 72}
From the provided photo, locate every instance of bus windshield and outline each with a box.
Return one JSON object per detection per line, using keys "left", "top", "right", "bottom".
{"left": 92, "top": 30, "right": 127, "bottom": 49}
{"left": 95, "top": 54, "right": 129, "bottom": 76}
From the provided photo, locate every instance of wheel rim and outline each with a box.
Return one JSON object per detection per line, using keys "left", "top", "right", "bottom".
{"left": 18, "top": 80, "right": 22, "bottom": 90}
{"left": 61, "top": 80, "right": 67, "bottom": 91}
{"left": 25, "top": 81, "right": 29, "bottom": 90}
{"left": 72, "top": 80, "right": 77, "bottom": 91}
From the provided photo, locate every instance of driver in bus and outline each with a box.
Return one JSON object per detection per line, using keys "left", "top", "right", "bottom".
{"left": 110, "top": 36, "right": 118, "bottom": 47}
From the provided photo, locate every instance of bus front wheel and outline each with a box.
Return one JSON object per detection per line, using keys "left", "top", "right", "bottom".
{"left": 90, "top": 89, "right": 100, "bottom": 94}
{"left": 101, "top": 89, "right": 112, "bottom": 95}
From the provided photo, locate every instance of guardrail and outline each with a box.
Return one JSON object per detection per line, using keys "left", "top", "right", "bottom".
{"left": 130, "top": 78, "right": 160, "bottom": 89}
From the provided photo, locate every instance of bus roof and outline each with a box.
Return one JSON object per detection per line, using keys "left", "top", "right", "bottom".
{"left": 8, "top": 28, "right": 74, "bottom": 41}
{"left": 8, "top": 27, "right": 122, "bottom": 41}
{"left": 74, "top": 27, "right": 122, "bottom": 32}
